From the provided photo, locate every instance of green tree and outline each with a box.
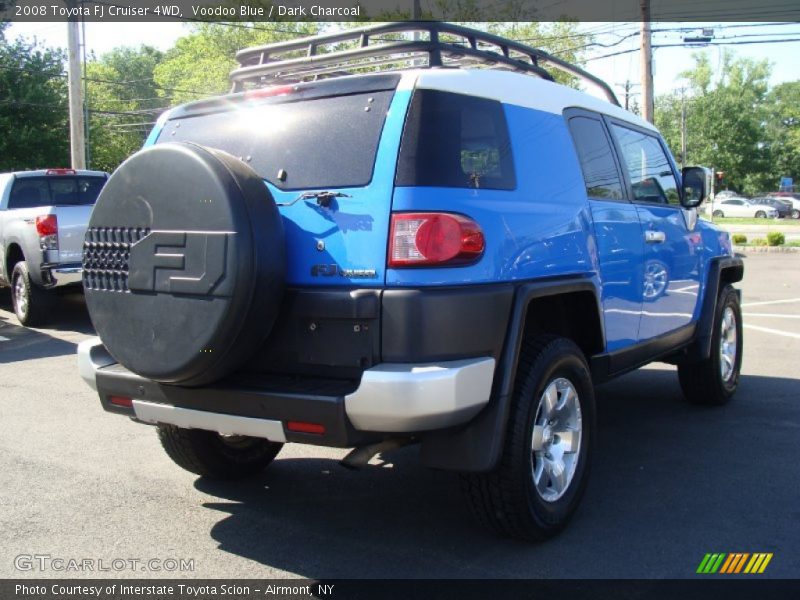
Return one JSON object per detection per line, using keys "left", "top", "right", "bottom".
{"left": 153, "top": 22, "right": 321, "bottom": 104}
{"left": 486, "top": 22, "right": 593, "bottom": 88}
{"left": 86, "top": 46, "right": 165, "bottom": 172}
{"left": 764, "top": 81, "right": 799, "bottom": 188}
{"left": 0, "top": 32, "right": 69, "bottom": 170}
{"left": 655, "top": 51, "right": 773, "bottom": 195}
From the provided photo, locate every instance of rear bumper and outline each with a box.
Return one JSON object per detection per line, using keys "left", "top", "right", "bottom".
{"left": 78, "top": 337, "right": 495, "bottom": 447}
{"left": 51, "top": 265, "right": 82, "bottom": 286}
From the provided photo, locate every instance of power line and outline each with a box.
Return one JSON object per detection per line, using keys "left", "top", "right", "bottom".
{"left": 586, "top": 36, "right": 800, "bottom": 62}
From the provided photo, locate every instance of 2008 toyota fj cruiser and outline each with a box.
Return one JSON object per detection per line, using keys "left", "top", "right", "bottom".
{"left": 78, "top": 23, "right": 743, "bottom": 541}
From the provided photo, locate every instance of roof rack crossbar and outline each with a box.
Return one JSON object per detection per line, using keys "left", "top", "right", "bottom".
{"left": 230, "top": 22, "right": 620, "bottom": 106}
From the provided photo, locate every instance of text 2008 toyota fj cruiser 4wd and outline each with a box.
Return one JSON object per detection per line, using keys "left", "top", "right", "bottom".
{"left": 78, "top": 23, "right": 743, "bottom": 541}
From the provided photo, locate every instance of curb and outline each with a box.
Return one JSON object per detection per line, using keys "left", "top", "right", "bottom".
{"left": 733, "top": 245, "right": 800, "bottom": 254}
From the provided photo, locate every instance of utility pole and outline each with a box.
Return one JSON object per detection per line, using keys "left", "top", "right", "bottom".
{"left": 616, "top": 80, "right": 640, "bottom": 112}
{"left": 679, "top": 87, "right": 687, "bottom": 168}
{"left": 67, "top": 13, "right": 86, "bottom": 169}
{"left": 640, "top": 0, "right": 654, "bottom": 124}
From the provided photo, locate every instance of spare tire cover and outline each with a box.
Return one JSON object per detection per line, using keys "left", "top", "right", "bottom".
{"left": 83, "top": 142, "right": 285, "bottom": 386}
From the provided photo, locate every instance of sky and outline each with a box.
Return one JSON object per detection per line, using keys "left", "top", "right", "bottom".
{"left": 7, "top": 20, "right": 800, "bottom": 101}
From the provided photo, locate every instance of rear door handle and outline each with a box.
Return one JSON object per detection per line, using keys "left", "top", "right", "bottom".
{"left": 645, "top": 230, "right": 666, "bottom": 244}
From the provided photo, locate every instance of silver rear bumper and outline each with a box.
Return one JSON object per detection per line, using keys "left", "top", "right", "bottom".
{"left": 78, "top": 337, "right": 495, "bottom": 436}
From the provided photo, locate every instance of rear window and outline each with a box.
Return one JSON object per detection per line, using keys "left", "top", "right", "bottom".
{"left": 8, "top": 176, "right": 106, "bottom": 209}
{"left": 158, "top": 90, "right": 395, "bottom": 191}
{"left": 396, "top": 90, "right": 516, "bottom": 190}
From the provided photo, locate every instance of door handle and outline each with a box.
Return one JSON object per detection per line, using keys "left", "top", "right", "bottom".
{"left": 645, "top": 230, "right": 666, "bottom": 244}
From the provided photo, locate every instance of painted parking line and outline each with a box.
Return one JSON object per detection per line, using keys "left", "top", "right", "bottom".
{"left": 0, "top": 335, "right": 9, "bottom": 342}
{"left": 743, "top": 313, "right": 800, "bottom": 319}
{"left": 741, "top": 297, "right": 800, "bottom": 308}
{"left": 743, "top": 323, "right": 800, "bottom": 340}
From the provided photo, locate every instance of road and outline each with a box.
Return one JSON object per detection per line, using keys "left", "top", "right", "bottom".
{"left": 0, "top": 253, "right": 798, "bottom": 579}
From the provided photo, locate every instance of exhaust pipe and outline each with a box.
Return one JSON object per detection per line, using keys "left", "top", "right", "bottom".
{"left": 339, "top": 438, "right": 415, "bottom": 470}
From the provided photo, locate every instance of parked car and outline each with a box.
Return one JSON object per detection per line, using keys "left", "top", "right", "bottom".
{"left": 0, "top": 168, "right": 109, "bottom": 325}
{"left": 77, "top": 23, "right": 743, "bottom": 541}
{"left": 767, "top": 192, "right": 800, "bottom": 219}
{"left": 711, "top": 198, "right": 778, "bottom": 219}
{"left": 715, "top": 190, "right": 739, "bottom": 200}
{"left": 750, "top": 197, "right": 791, "bottom": 218}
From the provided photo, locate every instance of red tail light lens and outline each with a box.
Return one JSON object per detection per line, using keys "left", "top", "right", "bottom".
{"left": 45, "top": 168, "right": 76, "bottom": 175}
{"left": 389, "top": 213, "right": 485, "bottom": 267}
{"left": 35, "top": 214, "right": 58, "bottom": 237}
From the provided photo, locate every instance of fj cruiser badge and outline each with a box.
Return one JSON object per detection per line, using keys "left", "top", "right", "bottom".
{"left": 128, "top": 231, "right": 231, "bottom": 295}
{"left": 311, "top": 264, "right": 377, "bottom": 278}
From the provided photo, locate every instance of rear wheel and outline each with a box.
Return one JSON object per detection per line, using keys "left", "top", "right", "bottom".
{"left": 678, "top": 284, "right": 742, "bottom": 405}
{"left": 755, "top": 210, "right": 766, "bottom": 219}
{"left": 791, "top": 209, "right": 800, "bottom": 220}
{"left": 462, "top": 336, "right": 594, "bottom": 541}
{"left": 11, "top": 261, "right": 50, "bottom": 326}
{"left": 712, "top": 210, "right": 724, "bottom": 218}
{"left": 157, "top": 424, "right": 283, "bottom": 479}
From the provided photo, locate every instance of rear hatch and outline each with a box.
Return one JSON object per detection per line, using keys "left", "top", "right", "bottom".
{"left": 152, "top": 74, "right": 408, "bottom": 287}
{"left": 8, "top": 173, "right": 106, "bottom": 264}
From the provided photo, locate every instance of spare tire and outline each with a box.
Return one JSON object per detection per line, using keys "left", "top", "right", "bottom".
{"left": 83, "top": 142, "right": 285, "bottom": 386}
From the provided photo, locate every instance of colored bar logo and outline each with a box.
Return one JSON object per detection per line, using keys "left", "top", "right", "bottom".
{"left": 696, "top": 553, "right": 773, "bottom": 574}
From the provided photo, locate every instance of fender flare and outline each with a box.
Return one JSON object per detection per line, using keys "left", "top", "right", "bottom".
{"left": 420, "top": 277, "right": 603, "bottom": 473}
{"left": 687, "top": 255, "right": 744, "bottom": 361}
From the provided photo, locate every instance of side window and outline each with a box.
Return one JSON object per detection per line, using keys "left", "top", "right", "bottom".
{"left": 611, "top": 125, "right": 680, "bottom": 206}
{"left": 567, "top": 116, "right": 623, "bottom": 200}
{"left": 396, "top": 90, "right": 516, "bottom": 190}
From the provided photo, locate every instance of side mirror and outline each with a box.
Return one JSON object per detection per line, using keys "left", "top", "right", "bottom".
{"left": 681, "top": 166, "right": 711, "bottom": 208}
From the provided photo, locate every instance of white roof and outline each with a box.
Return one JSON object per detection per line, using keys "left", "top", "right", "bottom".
{"left": 399, "top": 69, "right": 657, "bottom": 132}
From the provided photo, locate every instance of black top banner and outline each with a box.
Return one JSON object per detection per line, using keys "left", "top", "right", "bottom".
{"left": 2, "top": 0, "right": 800, "bottom": 23}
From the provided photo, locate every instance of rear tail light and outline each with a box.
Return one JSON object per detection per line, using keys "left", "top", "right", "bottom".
{"left": 35, "top": 214, "right": 58, "bottom": 250}
{"left": 389, "top": 212, "right": 485, "bottom": 267}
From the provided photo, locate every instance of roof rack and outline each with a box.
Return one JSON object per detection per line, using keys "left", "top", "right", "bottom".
{"left": 230, "top": 22, "right": 621, "bottom": 106}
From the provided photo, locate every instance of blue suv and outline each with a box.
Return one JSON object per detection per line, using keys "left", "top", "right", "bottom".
{"left": 78, "top": 23, "right": 744, "bottom": 541}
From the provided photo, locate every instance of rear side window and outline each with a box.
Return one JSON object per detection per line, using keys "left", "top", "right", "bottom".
{"left": 8, "top": 176, "right": 105, "bottom": 209}
{"left": 396, "top": 90, "right": 516, "bottom": 190}
{"left": 567, "top": 116, "right": 623, "bottom": 200}
{"left": 611, "top": 125, "right": 680, "bottom": 206}
{"left": 159, "top": 90, "right": 395, "bottom": 191}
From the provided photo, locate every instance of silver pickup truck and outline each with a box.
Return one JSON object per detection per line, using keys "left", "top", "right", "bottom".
{"left": 0, "top": 169, "right": 108, "bottom": 325}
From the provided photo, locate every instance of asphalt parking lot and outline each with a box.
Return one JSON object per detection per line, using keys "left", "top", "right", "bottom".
{"left": 0, "top": 253, "right": 798, "bottom": 579}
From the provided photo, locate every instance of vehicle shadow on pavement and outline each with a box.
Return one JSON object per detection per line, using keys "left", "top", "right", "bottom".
{"left": 193, "top": 366, "right": 799, "bottom": 578}
{"left": 0, "top": 289, "right": 94, "bottom": 362}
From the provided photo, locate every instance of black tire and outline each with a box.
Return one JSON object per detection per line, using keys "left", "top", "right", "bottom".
{"left": 157, "top": 424, "right": 283, "bottom": 480}
{"left": 11, "top": 261, "right": 51, "bottom": 326}
{"left": 461, "top": 336, "right": 595, "bottom": 541}
{"left": 792, "top": 209, "right": 800, "bottom": 220}
{"left": 755, "top": 210, "right": 766, "bottom": 219}
{"left": 678, "top": 284, "right": 743, "bottom": 406}
{"left": 712, "top": 210, "right": 724, "bottom": 218}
